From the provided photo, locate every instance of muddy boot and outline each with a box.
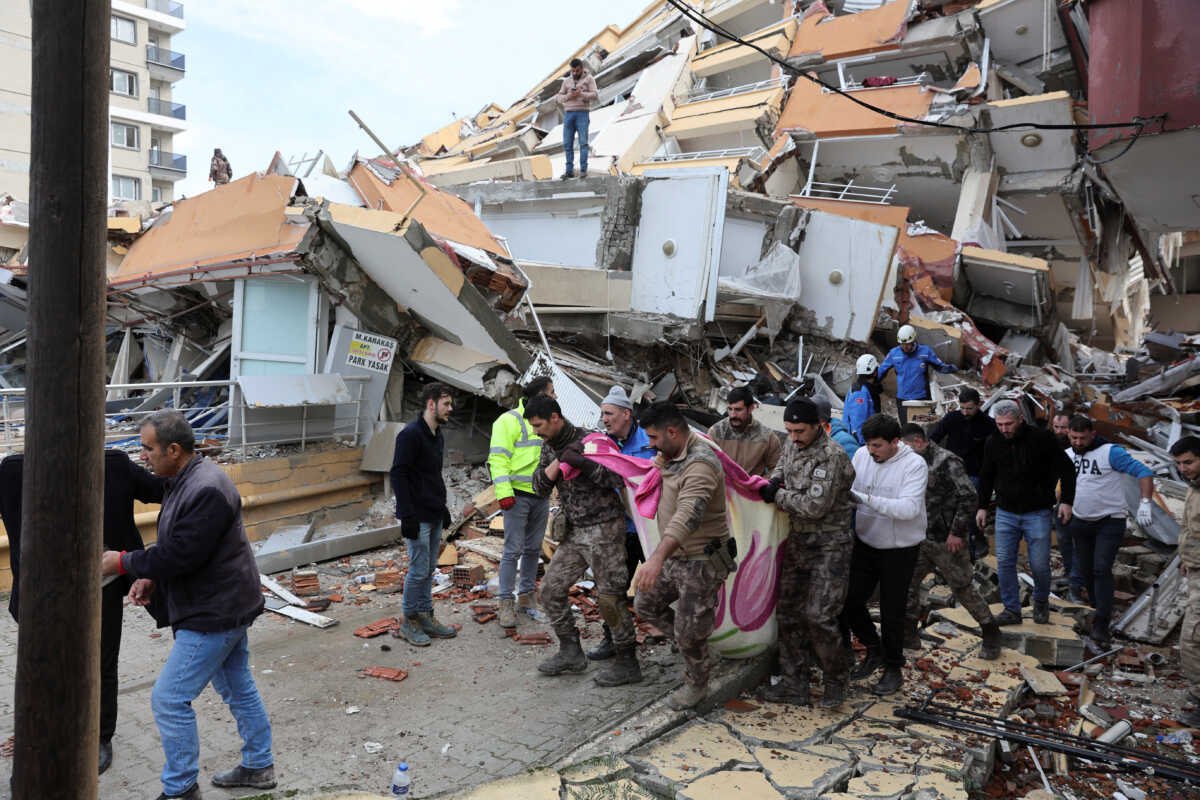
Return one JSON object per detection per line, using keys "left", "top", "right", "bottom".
{"left": 903, "top": 619, "right": 922, "bottom": 651}
{"left": 593, "top": 646, "right": 643, "bottom": 686}
{"left": 395, "top": 616, "right": 431, "bottom": 647}
{"left": 980, "top": 621, "right": 1002, "bottom": 660}
{"left": 819, "top": 676, "right": 848, "bottom": 709}
{"left": 761, "top": 676, "right": 810, "bottom": 706}
{"left": 873, "top": 665, "right": 904, "bottom": 696}
{"left": 497, "top": 596, "right": 517, "bottom": 629}
{"left": 666, "top": 682, "right": 707, "bottom": 711}
{"left": 587, "top": 624, "right": 616, "bottom": 661}
{"left": 415, "top": 611, "right": 457, "bottom": 639}
{"left": 850, "top": 645, "right": 883, "bottom": 681}
{"left": 538, "top": 632, "right": 588, "bottom": 675}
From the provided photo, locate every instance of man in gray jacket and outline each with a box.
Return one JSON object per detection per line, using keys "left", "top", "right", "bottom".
{"left": 555, "top": 58, "right": 598, "bottom": 178}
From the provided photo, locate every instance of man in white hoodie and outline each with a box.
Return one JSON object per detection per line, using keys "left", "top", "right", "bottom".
{"left": 840, "top": 414, "right": 929, "bottom": 695}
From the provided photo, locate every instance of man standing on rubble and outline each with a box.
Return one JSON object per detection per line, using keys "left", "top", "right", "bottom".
{"left": 707, "top": 386, "right": 782, "bottom": 477}
{"left": 636, "top": 402, "right": 735, "bottom": 710}
{"left": 591, "top": 384, "right": 655, "bottom": 661}
{"left": 526, "top": 396, "right": 642, "bottom": 686}
{"left": 899, "top": 424, "right": 1001, "bottom": 660}
{"left": 209, "top": 148, "right": 232, "bottom": 186}
{"left": 975, "top": 399, "right": 1076, "bottom": 626}
{"left": 555, "top": 58, "right": 597, "bottom": 179}
{"left": 877, "top": 325, "right": 957, "bottom": 425}
{"left": 391, "top": 383, "right": 459, "bottom": 647}
{"left": 758, "top": 397, "right": 856, "bottom": 708}
{"left": 100, "top": 410, "right": 274, "bottom": 798}
{"left": 1064, "top": 415, "right": 1155, "bottom": 650}
{"left": 840, "top": 414, "right": 928, "bottom": 696}
{"left": 929, "top": 388, "right": 996, "bottom": 560}
{"left": 1169, "top": 436, "right": 1200, "bottom": 727}
{"left": 489, "top": 376, "right": 556, "bottom": 629}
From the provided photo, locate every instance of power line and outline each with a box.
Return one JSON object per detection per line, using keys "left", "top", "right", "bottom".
{"left": 667, "top": 0, "right": 1163, "bottom": 138}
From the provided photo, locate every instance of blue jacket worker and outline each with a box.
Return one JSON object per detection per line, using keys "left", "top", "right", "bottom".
{"left": 845, "top": 354, "right": 881, "bottom": 444}
{"left": 877, "top": 324, "right": 957, "bottom": 424}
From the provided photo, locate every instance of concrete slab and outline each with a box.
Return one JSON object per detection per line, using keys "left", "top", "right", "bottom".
{"left": 844, "top": 770, "right": 917, "bottom": 799}
{"left": 829, "top": 717, "right": 908, "bottom": 748}
{"left": 754, "top": 745, "right": 855, "bottom": 799}
{"left": 907, "top": 770, "right": 971, "bottom": 799}
{"left": 855, "top": 737, "right": 927, "bottom": 772}
{"left": 675, "top": 769, "right": 786, "bottom": 800}
{"left": 626, "top": 720, "right": 756, "bottom": 795}
{"left": 452, "top": 767, "right": 560, "bottom": 799}
{"left": 933, "top": 605, "right": 1084, "bottom": 666}
{"left": 708, "top": 701, "right": 851, "bottom": 749}
{"left": 560, "top": 755, "right": 634, "bottom": 786}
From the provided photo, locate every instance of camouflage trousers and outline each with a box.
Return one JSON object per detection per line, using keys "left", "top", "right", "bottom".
{"left": 634, "top": 556, "right": 729, "bottom": 687}
{"left": 777, "top": 530, "right": 852, "bottom": 690}
{"left": 1183, "top": 575, "right": 1200, "bottom": 701}
{"left": 906, "top": 539, "right": 995, "bottom": 628}
{"left": 539, "top": 518, "right": 634, "bottom": 647}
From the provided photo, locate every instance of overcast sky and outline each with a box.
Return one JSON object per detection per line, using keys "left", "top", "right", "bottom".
{"left": 174, "top": 0, "right": 654, "bottom": 197}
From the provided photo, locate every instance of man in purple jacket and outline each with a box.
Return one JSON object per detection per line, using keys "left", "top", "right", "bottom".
{"left": 101, "top": 410, "right": 273, "bottom": 799}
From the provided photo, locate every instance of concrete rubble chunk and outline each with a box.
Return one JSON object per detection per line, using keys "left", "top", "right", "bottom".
{"left": 844, "top": 770, "right": 918, "bottom": 800}
{"left": 625, "top": 720, "right": 756, "bottom": 795}
{"left": 905, "top": 770, "right": 971, "bottom": 800}
{"left": 753, "top": 745, "right": 856, "bottom": 799}
{"left": 674, "top": 769, "right": 786, "bottom": 800}
{"left": 707, "top": 701, "right": 854, "bottom": 749}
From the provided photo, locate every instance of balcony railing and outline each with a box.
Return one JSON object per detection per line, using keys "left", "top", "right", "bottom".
{"left": 147, "top": 97, "right": 186, "bottom": 119}
{"left": 644, "top": 146, "right": 765, "bottom": 163}
{"left": 686, "top": 77, "right": 788, "bottom": 105}
{"left": 149, "top": 150, "right": 187, "bottom": 172}
{"left": 793, "top": 180, "right": 897, "bottom": 205}
{"left": 148, "top": 0, "right": 184, "bottom": 19}
{"left": 146, "top": 44, "right": 185, "bottom": 71}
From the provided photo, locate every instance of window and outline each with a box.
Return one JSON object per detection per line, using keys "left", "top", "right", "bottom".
{"left": 152, "top": 185, "right": 163, "bottom": 203}
{"left": 112, "top": 175, "right": 141, "bottom": 201}
{"left": 110, "top": 68, "right": 137, "bottom": 97}
{"left": 110, "top": 122, "right": 139, "bottom": 150}
{"left": 110, "top": 16, "right": 136, "bottom": 45}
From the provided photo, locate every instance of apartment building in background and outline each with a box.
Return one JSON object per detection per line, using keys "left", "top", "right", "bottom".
{"left": 0, "top": 0, "right": 188, "bottom": 212}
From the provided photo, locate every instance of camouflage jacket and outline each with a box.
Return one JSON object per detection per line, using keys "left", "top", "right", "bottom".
{"left": 768, "top": 429, "right": 855, "bottom": 532}
{"left": 919, "top": 441, "right": 977, "bottom": 542}
{"left": 1180, "top": 480, "right": 1200, "bottom": 571}
{"left": 531, "top": 421, "right": 625, "bottom": 527}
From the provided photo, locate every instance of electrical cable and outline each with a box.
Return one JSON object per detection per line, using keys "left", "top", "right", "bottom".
{"left": 667, "top": 0, "right": 1165, "bottom": 137}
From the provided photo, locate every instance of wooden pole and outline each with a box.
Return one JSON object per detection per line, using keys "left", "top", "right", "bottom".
{"left": 13, "top": 1, "right": 110, "bottom": 796}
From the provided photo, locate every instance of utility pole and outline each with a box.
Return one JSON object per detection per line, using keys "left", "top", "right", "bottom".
{"left": 13, "top": 1, "right": 109, "bottom": 797}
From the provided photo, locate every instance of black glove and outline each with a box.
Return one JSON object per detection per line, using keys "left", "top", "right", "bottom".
{"left": 442, "top": 507, "right": 453, "bottom": 529}
{"left": 560, "top": 446, "right": 588, "bottom": 470}
{"left": 401, "top": 516, "right": 420, "bottom": 540}
{"left": 758, "top": 479, "right": 781, "bottom": 504}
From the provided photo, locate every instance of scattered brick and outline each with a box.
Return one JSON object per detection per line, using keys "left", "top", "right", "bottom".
{"left": 354, "top": 618, "right": 399, "bottom": 638}
{"left": 305, "top": 597, "right": 331, "bottom": 612}
{"left": 328, "top": 593, "right": 344, "bottom": 603}
{"left": 723, "top": 698, "right": 759, "bottom": 712}
{"left": 516, "top": 633, "right": 552, "bottom": 645}
{"left": 361, "top": 667, "right": 408, "bottom": 682}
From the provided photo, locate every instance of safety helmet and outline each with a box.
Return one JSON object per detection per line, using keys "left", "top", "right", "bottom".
{"left": 856, "top": 354, "right": 879, "bottom": 375}
{"left": 897, "top": 324, "right": 917, "bottom": 344}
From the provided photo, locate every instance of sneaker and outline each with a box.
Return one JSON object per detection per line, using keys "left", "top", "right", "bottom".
{"left": 156, "top": 784, "right": 201, "bottom": 800}
{"left": 394, "top": 616, "right": 431, "bottom": 647}
{"left": 212, "top": 764, "right": 276, "bottom": 790}
{"left": 666, "top": 682, "right": 707, "bottom": 711}
{"left": 1032, "top": 600, "right": 1050, "bottom": 625}
{"left": 994, "top": 608, "right": 1023, "bottom": 626}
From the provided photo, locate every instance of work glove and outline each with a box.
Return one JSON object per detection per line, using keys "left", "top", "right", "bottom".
{"left": 560, "top": 446, "right": 588, "bottom": 470}
{"left": 401, "top": 517, "right": 420, "bottom": 540}
{"left": 849, "top": 489, "right": 869, "bottom": 505}
{"left": 1136, "top": 498, "right": 1154, "bottom": 527}
{"left": 499, "top": 496, "right": 516, "bottom": 511}
{"left": 442, "top": 507, "right": 453, "bottom": 529}
{"left": 758, "top": 479, "right": 781, "bottom": 504}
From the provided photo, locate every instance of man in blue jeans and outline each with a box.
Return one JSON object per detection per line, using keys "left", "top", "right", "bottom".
{"left": 391, "top": 382, "right": 458, "bottom": 646}
{"left": 555, "top": 58, "right": 597, "bottom": 178}
{"left": 101, "top": 410, "right": 274, "bottom": 799}
{"left": 1064, "top": 415, "right": 1155, "bottom": 649}
{"left": 975, "top": 400, "right": 1076, "bottom": 626}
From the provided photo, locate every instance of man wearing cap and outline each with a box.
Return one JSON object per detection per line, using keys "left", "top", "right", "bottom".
{"left": 707, "top": 386, "right": 782, "bottom": 477}
{"left": 591, "top": 385, "right": 656, "bottom": 661}
{"left": 877, "top": 325, "right": 957, "bottom": 425}
{"left": 758, "top": 397, "right": 856, "bottom": 708}
{"left": 812, "top": 394, "right": 858, "bottom": 458}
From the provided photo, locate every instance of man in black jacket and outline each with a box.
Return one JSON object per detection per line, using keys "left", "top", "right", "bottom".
{"left": 929, "top": 388, "right": 996, "bottom": 559}
{"left": 101, "top": 410, "right": 274, "bottom": 799}
{"left": 390, "top": 382, "right": 457, "bottom": 647}
{"left": 2, "top": 450, "right": 164, "bottom": 775}
{"left": 975, "top": 400, "right": 1076, "bottom": 626}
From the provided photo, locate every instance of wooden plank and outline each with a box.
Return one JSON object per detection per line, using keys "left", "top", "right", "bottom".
{"left": 260, "top": 573, "right": 306, "bottom": 607}
{"left": 460, "top": 540, "right": 504, "bottom": 562}
{"left": 1021, "top": 666, "right": 1067, "bottom": 696}
{"left": 264, "top": 596, "right": 338, "bottom": 628}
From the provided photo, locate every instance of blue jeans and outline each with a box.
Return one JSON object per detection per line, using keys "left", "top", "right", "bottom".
{"left": 499, "top": 494, "right": 549, "bottom": 598}
{"left": 1056, "top": 520, "right": 1085, "bottom": 593}
{"left": 1065, "top": 515, "right": 1126, "bottom": 633}
{"left": 403, "top": 519, "right": 443, "bottom": 617}
{"left": 994, "top": 508, "right": 1053, "bottom": 612}
{"left": 151, "top": 626, "right": 273, "bottom": 795}
{"left": 563, "top": 110, "right": 590, "bottom": 175}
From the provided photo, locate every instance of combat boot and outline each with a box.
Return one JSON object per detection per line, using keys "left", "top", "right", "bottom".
{"left": 538, "top": 632, "right": 588, "bottom": 675}
{"left": 903, "top": 619, "right": 922, "bottom": 651}
{"left": 415, "top": 611, "right": 457, "bottom": 639}
{"left": 873, "top": 666, "right": 904, "bottom": 696}
{"left": 1033, "top": 599, "right": 1050, "bottom": 625}
{"left": 850, "top": 645, "right": 883, "bottom": 680}
{"left": 593, "top": 646, "right": 643, "bottom": 686}
{"left": 666, "top": 682, "right": 707, "bottom": 710}
{"left": 819, "top": 676, "right": 848, "bottom": 709}
{"left": 980, "top": 621, "right": 1002, "bottom": 660}
{"left": 761, "top": 676, "right": 810, "bottom": 706}
{"left": 497, "top": 596, "right": 517, "bottom": 629}
{"left": 587, "top": 624, "right": 616, "bottom": 661}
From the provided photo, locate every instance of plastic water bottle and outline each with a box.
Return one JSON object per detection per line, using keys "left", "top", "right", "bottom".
{"left": 390, "top": 762, "right": 411, "bottom": 795}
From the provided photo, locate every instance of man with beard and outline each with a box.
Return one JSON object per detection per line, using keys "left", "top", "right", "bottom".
{"left": 929, "top": 388, "right": 996, "bottom": 559}
{"left": 1169, "top": 436, "right": 1200, "bottom": 727}
{"left": 707, "top": 386, "right": 781, "bottom": 477}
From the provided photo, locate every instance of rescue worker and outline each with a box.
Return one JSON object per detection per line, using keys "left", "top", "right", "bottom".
{"left": 845, "top": 354, "right": 880, "bottom": 444}
{"left": 707, "top": 385, "right": 782, "bottom": 477}
{"left": 591, "top": 384, "right": 655, "bottom": 661}
{"left": 1169, "top": 436, "right": 1200, "bottom": 727}
{"left": 877, "top": 324, "right": 957, "bottom": 424}
{"left": 526, "top": 396, "right": 640, "bottom": 686}
{"left": 758, "top": 397, "right": 856, "bottom": 708}
{"left": 812, "top": 394, "right": 859, "bottom": 458}
{"left": 488, "top": 377, "right": 556, "bottom": 629}
{"left": 900, "top": 424, "right": 1001, "bottom": 660}
{"left": 635, "top": 402, "right": 735, "bottom": 710}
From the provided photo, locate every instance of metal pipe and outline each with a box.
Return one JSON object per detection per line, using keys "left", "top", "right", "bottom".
{"left": 348, "top": 110, "right": 427, "bottom": 229}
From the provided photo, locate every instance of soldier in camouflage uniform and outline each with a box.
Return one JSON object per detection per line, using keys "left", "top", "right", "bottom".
{"left": 634, "top": 403, "right": 734, "bottom": 711}
{"left": 525, "top": 396, "right": 641, "bottom": 686}
{"left": 1170, "top": 436, "right": 1200, "bottom": 727}
{"left": 900, "top": 425, "right": 1001, "bottom": 660}
{"left": 758, "top": 398, "right": 856, "bottom": 708}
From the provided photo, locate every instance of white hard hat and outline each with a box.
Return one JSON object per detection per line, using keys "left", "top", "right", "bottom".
{"left": 856, "top": 354, "right": 879, "bottom": 375}
{"left": 897, "top": 324, "right": 917, "bottom": 344}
